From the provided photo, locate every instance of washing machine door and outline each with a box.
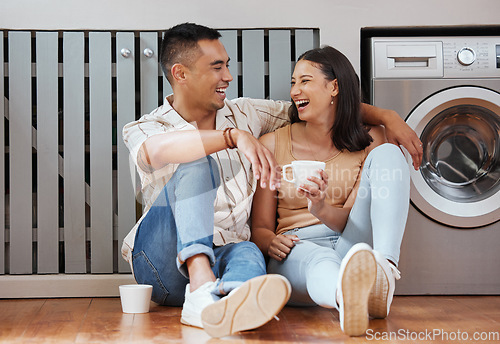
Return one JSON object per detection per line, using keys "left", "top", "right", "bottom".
{"left": 407, "top": 86, "right": 500, "bottom": 228}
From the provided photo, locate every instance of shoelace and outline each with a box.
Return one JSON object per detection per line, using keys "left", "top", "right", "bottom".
{"left": 390, "top": 264, "right": 401, "bottom": 280}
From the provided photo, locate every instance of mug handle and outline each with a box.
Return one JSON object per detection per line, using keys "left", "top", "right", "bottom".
{"left": 282, "top": 164, "right": 294, "bottom": 183}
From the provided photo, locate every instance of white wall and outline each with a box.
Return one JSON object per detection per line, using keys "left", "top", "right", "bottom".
{"left": 1, "top": 0, "right": 499, "bottom": 72}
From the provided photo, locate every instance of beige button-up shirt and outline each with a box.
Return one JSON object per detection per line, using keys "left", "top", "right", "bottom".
{"left": 121, "top": 96, "right": 290, "bottom": 264}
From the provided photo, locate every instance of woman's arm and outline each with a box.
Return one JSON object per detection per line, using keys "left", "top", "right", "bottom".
{"left": 250, "top": 132, "right": 299, "bottom": 261}
{"left": 250, "top": 179, "right": 278, "bottom": 254}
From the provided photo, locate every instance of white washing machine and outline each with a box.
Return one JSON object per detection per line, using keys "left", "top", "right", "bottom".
{"left": 362, "top": 26, "right": 500, "bottom": 294}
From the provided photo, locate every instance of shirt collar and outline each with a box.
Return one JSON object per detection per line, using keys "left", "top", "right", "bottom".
{"left": 161, "top": 95, "right": 235, "bottom": 131}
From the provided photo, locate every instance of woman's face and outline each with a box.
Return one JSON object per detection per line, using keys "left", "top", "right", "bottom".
{"left": 290, "top": 60, "right": 338, "bottom": 123}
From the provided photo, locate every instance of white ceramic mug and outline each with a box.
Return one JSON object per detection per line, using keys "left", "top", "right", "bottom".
{"left": 282, "top": 160, "right": 326, "bottom": 188}
{"left": 119, "top": 284, "right": 153, "bottom": 313}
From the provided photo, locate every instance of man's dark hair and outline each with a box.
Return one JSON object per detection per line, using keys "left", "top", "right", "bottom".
{"left": 159, "top": 23, "right": 221, "bottom": 83}
{"left": 289, "top": 46, "right": 373, "bottom": 152}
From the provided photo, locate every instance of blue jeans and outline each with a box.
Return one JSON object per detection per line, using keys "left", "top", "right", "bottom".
{"left": 132, "top": 156, "right": 266, "bottom": 306}
{"left": 268, "top": 144, "right": 410, "bottom": 308}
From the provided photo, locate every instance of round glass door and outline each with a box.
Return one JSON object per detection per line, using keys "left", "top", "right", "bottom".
{"left": 406, "top": 86, "right": 500, "bottom": 228}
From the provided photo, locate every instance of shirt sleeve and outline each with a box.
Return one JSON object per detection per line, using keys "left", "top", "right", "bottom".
{"left": 122, "top": 114, "right": 172, "bottom": 174}
{"left": 233, "top": 98, "right": 292, "bottom": 137}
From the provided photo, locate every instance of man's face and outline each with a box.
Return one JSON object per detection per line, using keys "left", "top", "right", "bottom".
{"left": 185, "top": 39, "right": 233, "bottom": 114}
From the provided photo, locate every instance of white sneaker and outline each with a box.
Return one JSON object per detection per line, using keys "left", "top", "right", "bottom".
{"left": 180, "top": 280, "right": 220, "bottom": 328}
{"left": 337, "top": 243, "right": 377, "bottom": 337}
{"left": 368, "top": 250, "right": 401, "bottom": 319}
{"left": 201, "top": 274, "right": 291, "bottom": 338}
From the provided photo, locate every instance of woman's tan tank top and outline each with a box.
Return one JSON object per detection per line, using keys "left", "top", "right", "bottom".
{"left": 274, "top": 125, "right": 368, "bottom": 235}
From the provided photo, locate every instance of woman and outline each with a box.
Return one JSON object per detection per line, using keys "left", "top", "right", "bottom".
{"left": 251, "top": 46, "right": 410, "bottom": 336}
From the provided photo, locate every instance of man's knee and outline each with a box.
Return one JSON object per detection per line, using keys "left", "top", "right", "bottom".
{"left": 176, "top": 156, "right": 221, "bottom": 189}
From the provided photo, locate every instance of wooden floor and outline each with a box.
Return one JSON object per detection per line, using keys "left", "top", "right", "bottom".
{"left": 1, "top": 296, "right": 499, "bottom": 343}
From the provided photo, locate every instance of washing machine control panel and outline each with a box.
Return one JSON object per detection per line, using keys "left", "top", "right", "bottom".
{"left": 372, "top": 36, "right": 500, "bottom": 79}
{"left": 442, "top": 37, "right": 500, "bottom": 77}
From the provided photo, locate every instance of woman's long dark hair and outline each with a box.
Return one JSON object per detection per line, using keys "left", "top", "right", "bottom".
{"left": 289, "top": 46, "right": 372, "bottom": 152}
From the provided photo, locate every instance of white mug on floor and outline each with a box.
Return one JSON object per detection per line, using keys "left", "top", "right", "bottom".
{"left": 282, "top": 160, "right": 326, "bottom": 188}
{"left": 119, "top": 284, "right": 153, "bottom": 314}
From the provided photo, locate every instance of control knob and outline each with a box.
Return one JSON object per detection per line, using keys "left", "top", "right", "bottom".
{"left": 457, "top": 47, "right": 476, "bottom": 66}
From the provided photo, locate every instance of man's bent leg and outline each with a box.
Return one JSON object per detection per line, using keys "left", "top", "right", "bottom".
{"left": 169, "top": 157, "right": 220, "bottom": 275}
{"left": 132, "top": 156, "right": 220, "bottom": 306}
{"left": 212, "top": 241, "right": 267, "bottom": 295}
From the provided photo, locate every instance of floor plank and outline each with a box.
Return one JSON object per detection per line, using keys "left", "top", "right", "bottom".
{"left": 0, "top": 296, "right": 499, "bottom": 343}
{"left": 454, "top": 296, "right": 500, "bottom": 323}
{"left": 0, "top": 299, "right": 45, "bottom": 341}
{"left": 75, "top": 298, "right": 132, "bottom": 343}
{"left": 20, "top": 299, "right": 92, "bottom": 343}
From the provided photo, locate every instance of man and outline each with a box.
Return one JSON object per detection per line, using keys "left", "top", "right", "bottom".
{"left": 122, "top": 23, "right": 422, "bottom": 338}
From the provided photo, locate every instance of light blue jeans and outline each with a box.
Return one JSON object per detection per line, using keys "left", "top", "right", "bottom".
{"left": 267, "top": 144, "right": 410, "bottom": 308}
{"left": 132, "top": 156, "right": 267, "bottom": 306}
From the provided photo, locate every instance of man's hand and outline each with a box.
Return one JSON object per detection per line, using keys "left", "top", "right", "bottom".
{"left": 231, "top": 129, "right": 281, "bottom": 190}
{"left": 384, "top": 113, "right": 423, "bottom": 170}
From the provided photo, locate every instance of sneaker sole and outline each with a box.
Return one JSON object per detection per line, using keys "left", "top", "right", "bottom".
{"left": 180, "top": 312, "right": 203, "bottom": 328}
{"left": 341, "top": 249, "right": 377, "bottom": 336}
{"left": 368, "top": 259, "right": 390, "bottom": 318}
{"left": 201, "top": 274, "right": 291, "bottom": 338}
